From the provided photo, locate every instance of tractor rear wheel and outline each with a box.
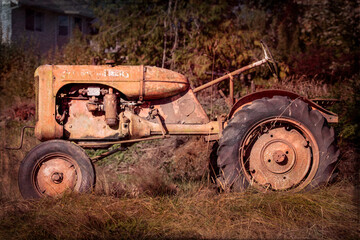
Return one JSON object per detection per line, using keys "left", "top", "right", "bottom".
{"left": 217, "top": 96, "right": 339, "bottom": 192}
{"left": 19, "top": 140, "right": 95, "bottom": 199}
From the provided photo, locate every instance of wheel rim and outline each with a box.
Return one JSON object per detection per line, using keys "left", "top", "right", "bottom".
{"left": 240, "top": 118, "right": 319, "bottom": 191}
{"left": 32, "top": 153, "right": 81, "bottom": 197}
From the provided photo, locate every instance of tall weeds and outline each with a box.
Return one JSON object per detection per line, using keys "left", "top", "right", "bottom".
{"left": 0, "top": 42, "right": 40, "bottom": 108}
{"left": 0, "top": 181, "right": 358, "bottom": 240}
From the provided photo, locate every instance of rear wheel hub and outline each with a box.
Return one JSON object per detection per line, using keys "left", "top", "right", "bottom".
{"left": 240, "top": 119, "right": 318, "bottom": 191}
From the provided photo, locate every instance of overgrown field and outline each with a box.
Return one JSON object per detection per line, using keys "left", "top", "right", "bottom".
{"left": 0, "top": 92, "right": 359, "bottom": 239}
{"left": 0, "top": 182, "right": 359, "bottom": 240}
{"left": 0, "top": 59, "right": 359, "bottom": 240}
{"left": 1, "top": 1, "right": 360, "bottom": 237}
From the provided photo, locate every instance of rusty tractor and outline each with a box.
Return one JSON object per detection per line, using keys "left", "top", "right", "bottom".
{"left": 12, "top": 42, "right": 339, "bottom": 198}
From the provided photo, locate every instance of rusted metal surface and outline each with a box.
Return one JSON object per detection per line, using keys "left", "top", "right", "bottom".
{"left": 33, "top": 65, "right": 336, "bottom": 147}
{"left": 228, "top": 89, "right": 338, "bottom": 123}
{"left": 65, "top": 99, "right": 121, "bottom": 139}
{"left": 103, "top": 88, "right": 117, "bottom": 127}
{"left": 91, "top": 146, "right": 127, "bottom": 162}
{"left": 193, "top": 58, "right": 267, "bottom": 93}
{"left": 34, "top": 153, "right": 80, "bottom": 196}
{"left": 77, "top": 135, "right": 169, "bottom": 148}
{"left": 50, "top": 65, "right": 189, "bottom": 100}
{"left": 34, "top": 67, "right": 63, "bottom": 141}
{"left": 33, "top": 52, "right": 335, "bottom": 154}
{"left": 261, "top": 40, "right": 280, "bottom": 81}
{"left": 154, "top": 111, "right": 167, "bottom": 136}
{"left": 34, "top": 64, "right": 207, "bottom": 141}
{"left": 240, "top": 118, "right": 319, "bottom": 191}
{"left": 54, "top": 86, "right": 213, "bottom": 140}
{"left": 74, "top": 118, "right": 219, "bottom": 147}
{"left": 18, "top": 41, "right": 340, "bottom": 198}
{"left": 5, "top": 126, "right": 34, "bottom": 150}
{"left": 122, "top": 110, "right": 218, "bottom": 138}
{"left": 229, "top": 75, "right": 234, "bottom": 106}
{"left": 311, "top": 98, "right": 340, "bottom": 108}
{"left": 138, "top": 89, "right": 210, "bottom": 124}
{"left": 156, "top": 121, "right": 218, "bottom": 135}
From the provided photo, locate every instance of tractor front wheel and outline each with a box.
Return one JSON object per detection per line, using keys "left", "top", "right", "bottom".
{"left": 217, "top": 96, "right": 339, "bottom": 192}
{"left": 18, "top": 140, "right": 95, "bottom": 199}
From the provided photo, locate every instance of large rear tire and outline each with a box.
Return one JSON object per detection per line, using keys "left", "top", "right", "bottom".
{"left": 217, "top": 96, "right": 339, "bottom": 192}
{"left": 19, "top": 140, "right": 95, "bottom": 199}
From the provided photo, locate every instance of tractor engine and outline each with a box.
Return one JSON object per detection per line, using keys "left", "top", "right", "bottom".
{"left": 55, "top": 84, "right": 131, "bottom": 141}
{"left": 34, "top": 65, "right": 210, "bottom": 143}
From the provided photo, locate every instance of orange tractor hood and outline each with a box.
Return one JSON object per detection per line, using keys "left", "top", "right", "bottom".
{"left": 37, "top": 65, "right": 190, "bottom": 100}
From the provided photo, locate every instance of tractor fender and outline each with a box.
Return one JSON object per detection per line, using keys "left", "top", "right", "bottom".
{"left": 228, "top": 89, "right": 338, "bottom": 123}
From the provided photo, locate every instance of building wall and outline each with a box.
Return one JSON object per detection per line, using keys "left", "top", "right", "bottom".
{"left": 12, "top": 7, "right": 57, "bottom": 54}
{"left": 11, "top": 6, "right": 93, "bottom": 55}
{"left": 1, "top": 0, "right": 12, "bottom": 43}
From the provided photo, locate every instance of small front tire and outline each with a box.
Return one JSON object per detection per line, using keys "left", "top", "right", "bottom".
{"left": 18, "top": 140, "right": 95, "bottom": 199}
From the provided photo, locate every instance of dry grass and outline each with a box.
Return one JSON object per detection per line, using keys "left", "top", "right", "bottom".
{"left": 93, "top": 135, "right": 212, "bottom": 198}
{"left": 0, "top": 181, "right": 359, "bottom": 240}
{"left": 2, "top": 115, "right": 357, "bottom": 239}
{"left": 272, "top": 75, "right": 333, "bottom": 99}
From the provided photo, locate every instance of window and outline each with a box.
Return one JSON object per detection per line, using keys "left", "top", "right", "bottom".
{"left": 25, "top": 9, "right": 44, "bottom": 31}
{"left": 58, "top": 16, "right": 69, "bottom": 36}
{"left": 74, "top": 17, "right": 82, "bottom": 32}
{"left": 88, "top": 19, "right": 98, "bottom": 35}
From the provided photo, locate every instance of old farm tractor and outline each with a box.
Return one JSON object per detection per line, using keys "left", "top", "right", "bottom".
{"left": 12, "top": 43, "right": 339, "bottom": 198}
